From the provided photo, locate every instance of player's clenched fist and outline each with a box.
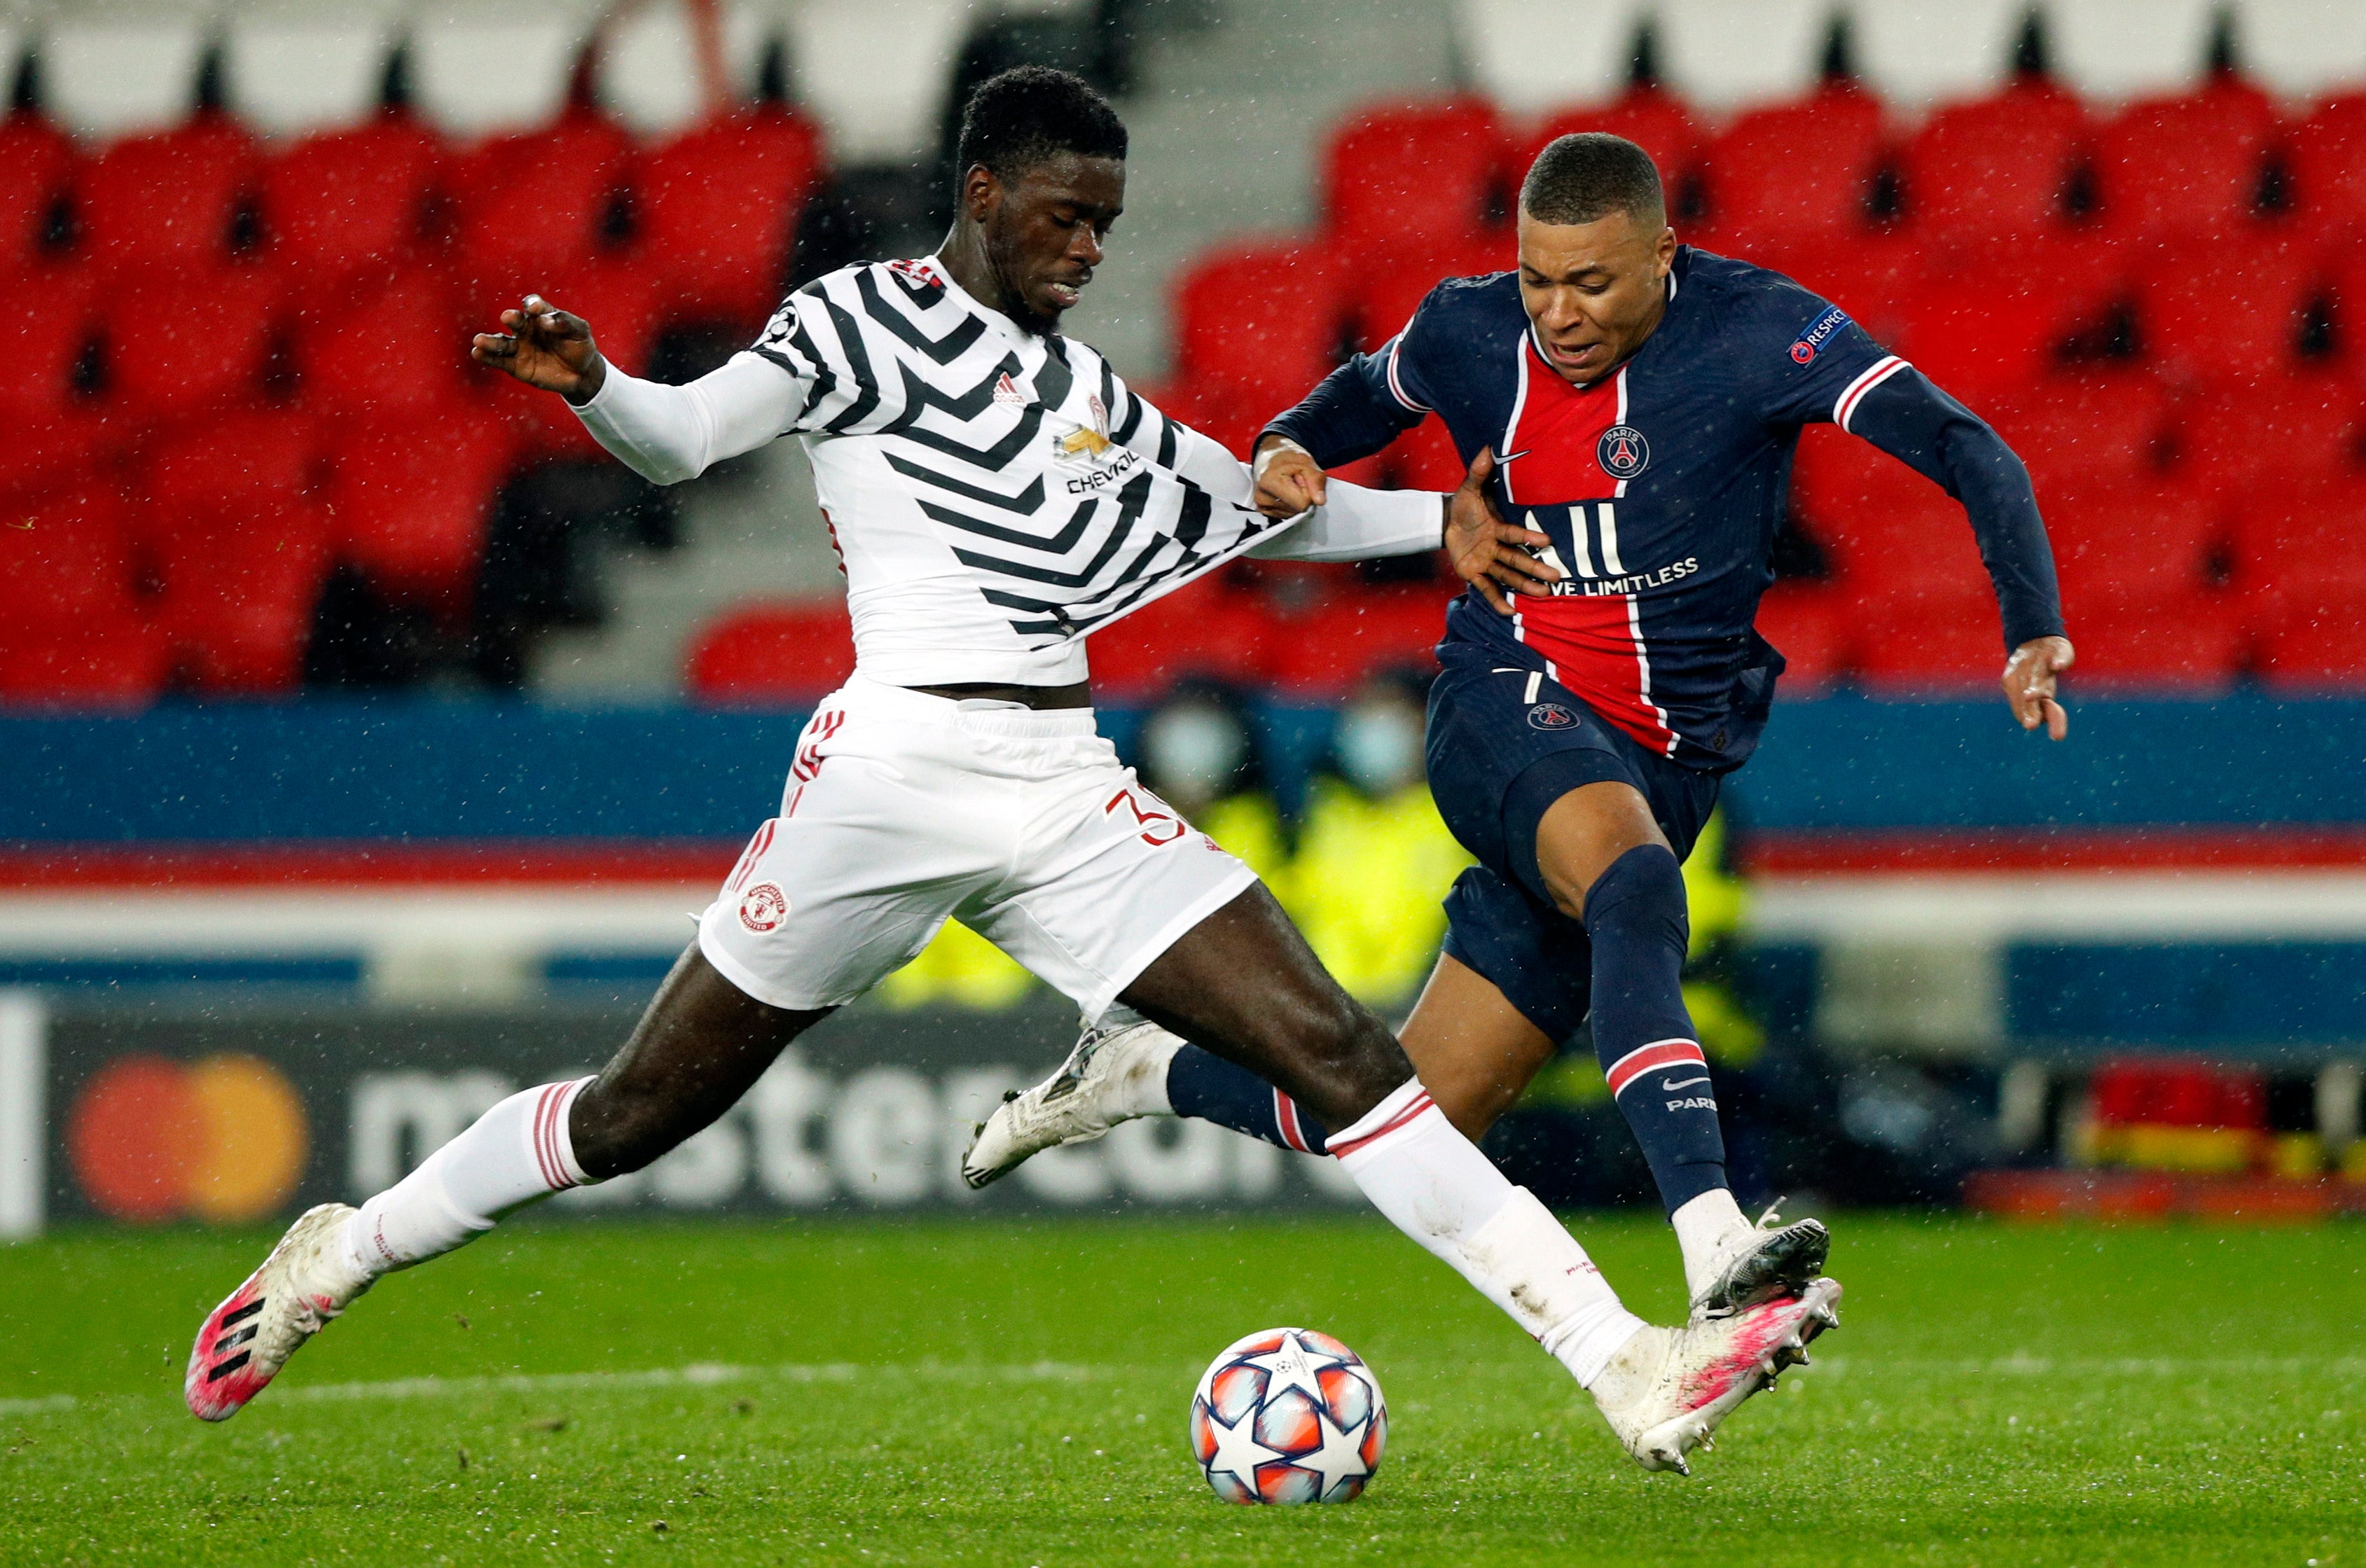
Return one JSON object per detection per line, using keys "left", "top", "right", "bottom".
{"left": 471, "top": 294, "right": 609, "bottom": 405}
{"left": 1251, "top": 435, "right": 1327, "bottom": 518}
{"left": 1444, "top": 448, "right": 1561, "bottom": 616}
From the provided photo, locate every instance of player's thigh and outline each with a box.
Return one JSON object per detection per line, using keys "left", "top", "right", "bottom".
{"left": 1533, "top": 780, "right": 1669, "bottom": 919}
{"left": 1117, "top": 882, "right": 1414, "bottom": 1129}
{"left": 1396, "top": 951, "right": 1559, "bottom": 1142}
{"left": 572, "top": 943, "right": 833, "bottom": 1178}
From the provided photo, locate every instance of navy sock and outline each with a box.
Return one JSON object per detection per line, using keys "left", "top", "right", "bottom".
{"left": 1166, "top": 1045, "right": 1331, "bottom": 1153}
{"left": 1584, "top": 843, "right": 1728, "bottom": 1215}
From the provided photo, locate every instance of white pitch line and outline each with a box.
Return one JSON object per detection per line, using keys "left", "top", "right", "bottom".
{"left": 0, "top": 1395, "right": 76, "bottom": 1417}
{"left": 278, "top": 1359, "right": 1114, "bottom": 1405}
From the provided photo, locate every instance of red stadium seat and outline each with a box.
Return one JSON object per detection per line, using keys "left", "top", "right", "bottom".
{"left": 2088, "top": 83, "right": 2277, "bottom": 244}
{"left": 487, "top": 259, "right": 662, "bottom": 459}
{"left": 2176, "top": 373, "right": 2361, "bottom": 490}
{"left": 1986, "top": 374, "right": 2172, "bottom": 495}
{"left": 1853, "top": 583, "right": 2008, "bottom": 692}
{"left": 1790, "top": 424, "right": 1991, "bottom": 599}
{"left": 139, "top": 408, "right": 320, "bottom": 519}
{"left": 0, "top": 113, "right": 74, "bottom": 271}
{"left": 2225, "top": 473, "right": 2366, "bottom": 597}
{"left": 290, "top": 276, "right": 473, "bottom": 422}
{"left": 684, "top": 599, "right": 855, "bottom": 705}
{"left": 2043, "top": 479, "right": 2217, "bottom": 600}
{"left": 2129, "top": 235, "right": 2319, "bottom": 384}
{"left": 1171, "top": 243, "right": 1345, "bottom": 410}
{"left": 101, "top": 265, "right": 282, "bottom": 424}
{"left": 1086, "top": 582, "right": 1273, "bottom": 700}
{"left": 1890, "top": 240, "right": 2124, "bottom": 400}
{"left": 326, "top": 410, "right": 518, "bottom": 604}
{"left": 0, "top": 412, "right": 121, "bottom": 504}
{"left": 1377, "top": 413, "right": 1469, "bottom": 492}
{"left": 150, "top": 494, "right": 332, "bottom": 695}
{"left": 1353, "top": 235, "right": 1507, "bottom": 353}
{"left": 1322, "top": 98, "right": 1501, "bottom": 258}
{"left": 258, "top": 116, "right": 441, "bottom": 286}
{"left": 637, "top": 109, "right": 824, "bottom": 330}
{"left": 1895, "top": 80, "right": 2085, "bottom": 248}
{"left": 1751, "top": 579, "right": 1851, "bottom": 695}
{"left": 1514, "top": 85, "right": 1705, "bottom": 195}
{"left": 0, "top": 483, "right": 139, "bottom": 632}
{"left": 1750, "top": 229, "right": 1926, "bottom": 347}
{"left": 75, "top": 116, "right": 255, "bottom": 275}
{"left": 2279, "top": 92, "right": 2366, "bottom": 244}
{"left": 0, "top": 265, "right": 99, "bottom": 422}
{"left": 1699, "top": 85, "right": 1887, "bottom": 255}
{"left": 2253, "top": 586, "right": 2366, "bottom": 690}
{"left": 448, "top": 111, "right": 631, "bottom": 303}
{"left": 1266, "top": 586, "right": 1446, "bottom": 695}
{"left": 2059, "top": 588, "right": 2241, "bottom": 693}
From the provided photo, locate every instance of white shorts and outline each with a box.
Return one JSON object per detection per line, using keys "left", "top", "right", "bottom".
{"left": 698, "top": 672, "right": 1259, "bottom": 1019}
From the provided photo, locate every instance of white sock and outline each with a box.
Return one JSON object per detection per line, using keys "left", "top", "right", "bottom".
{"left": 1329, "top": 1078, "right": 1647, "bottom": 1389}
{"left": 343, "top": 1078, "right": 597, "bottom": 1278}
{"left": 1102, "top": 1014, "right": 1180, "bottom": 1118}
{"left": 1671, "top": 1187, "right": 1753, "bottom": 1302}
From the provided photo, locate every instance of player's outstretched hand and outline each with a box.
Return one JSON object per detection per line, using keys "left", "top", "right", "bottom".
{"left": 1445, "top": 448, "right": 1560, "bottom": 616}
{"left": 1252, "top": 435, "right": 1327, "bottom": 518}
{"left": 470, "top": 294, "right": 607, "bottom": 405}
{"left": 2005, "top": 634, "right": 2074, "bottom": 740}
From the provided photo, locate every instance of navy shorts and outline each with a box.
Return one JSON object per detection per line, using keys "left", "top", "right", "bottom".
{"left": 1425, "top": 644, "right": 1723, "bottom": 1045}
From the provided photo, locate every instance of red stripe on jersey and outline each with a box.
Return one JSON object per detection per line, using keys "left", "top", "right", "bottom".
{"left": 1274, "top": 1091, "right": 1317, "bottom": 1153}
{"left": 1498, "top": 340, "right": 1622, "bottom": 506}
{"left": 1513, "top": 592, "right": 1680, "bottom": 756}
{"left": 1605, "top": 1039, "right": 1708, "bottom": 1098}
{"left": 1326, "top": 1090, "right": 1437, "bottom": 1159}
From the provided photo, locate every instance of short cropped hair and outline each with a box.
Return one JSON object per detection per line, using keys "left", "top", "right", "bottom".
{"left": 955, "top": 66, "right": 1128, "bottom": 185}
{"left": 1520, "top": 133, "right": 1664, "bottom": 226}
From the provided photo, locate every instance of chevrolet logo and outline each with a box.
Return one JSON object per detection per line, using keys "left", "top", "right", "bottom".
{"left": 1058, "top": 426, "right": 1113, "bottom": 458}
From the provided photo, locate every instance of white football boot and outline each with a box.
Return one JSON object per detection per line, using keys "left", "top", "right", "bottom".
{"left": 1692, "top": 1201, "right": 1832, "bottom": 1321}
{"left": 185, "top": 1202, "right": 373, "bottom": 1421}
{"left": 1590, "top": 1277, "right": 1842, "bottom": 1474}
{"left": 962, "top": 1020, "right": 1176, "bottom": 1188}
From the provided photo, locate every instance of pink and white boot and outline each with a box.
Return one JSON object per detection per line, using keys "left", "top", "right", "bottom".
{"left": 186, "top": 1203, "right": 373, "bottom": 1421}
{"left": 1590, "top": 1277, "right": 1842, "bottom": 1473}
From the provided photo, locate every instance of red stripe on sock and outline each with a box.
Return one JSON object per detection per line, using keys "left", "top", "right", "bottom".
{"left": 1605, "top": 1039, "right": 1708, "bottom": 1099}
{"left": 1327, "top": 1091, "right": 1436, "bottom": 1160}
{"left": 534, "top": 1083, "right": 574, "bottom": 1191}
{"left": 1274, "top": 1091, "right": 1313, "bottom": 1154}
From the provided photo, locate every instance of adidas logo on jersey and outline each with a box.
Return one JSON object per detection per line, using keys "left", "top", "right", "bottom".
{"left": 992, "top": 373, "right": 1027, "bottom": 408}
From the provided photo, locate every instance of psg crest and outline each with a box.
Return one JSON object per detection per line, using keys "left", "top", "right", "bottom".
{"left": 1527, "top": 702, "right": 1577, "bottom": 730}
{"left": 1598, "top": 425, "right": 1649, "bottom": 480}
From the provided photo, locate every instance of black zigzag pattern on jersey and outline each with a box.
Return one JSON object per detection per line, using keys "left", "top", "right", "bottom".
{"left": 855, "top": 269, "right": 988, "bottom": 366}
{"left": 950, "top": 497, "right": 1136, "bottom": 588}
{"left": 1034, "top": 338, "right": 1075, "bottom": 413}
{"left": 883, "top": 453, "right": 1046, "bottom": 514}
{"left": 918, "top": 494, "right": 1097, "bottom": 553}
{"left": 880, "top": 361, "right": 1045, "bottom": 470}
{"left": 812, "top": 291, "right": 883, "bottom": 433}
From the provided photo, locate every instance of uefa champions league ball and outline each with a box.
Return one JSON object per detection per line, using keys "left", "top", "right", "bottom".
{"left": 1188, "top": 1327, "right": 1386, "bottom": 1505}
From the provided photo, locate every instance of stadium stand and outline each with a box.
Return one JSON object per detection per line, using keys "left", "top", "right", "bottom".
{"left": 1654, "top": 0, "right": 1835, "bottom": 112}
{"left": 596, "top": 0, "right": 779, "bottom": 137}
{"left": 38, "top": 7, "right": 209, "bottom": 140}
{"left": 221, "top": 2, "right": 406, "bottom": 139}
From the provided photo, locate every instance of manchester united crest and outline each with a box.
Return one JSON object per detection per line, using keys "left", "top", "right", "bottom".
{"left": 1598, "top": 425, "right": 1649, "bottom": 480}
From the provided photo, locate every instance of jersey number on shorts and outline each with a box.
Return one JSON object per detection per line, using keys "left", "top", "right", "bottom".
{"left": 1105, "top": 787, "right": 1187, "bottom": 847}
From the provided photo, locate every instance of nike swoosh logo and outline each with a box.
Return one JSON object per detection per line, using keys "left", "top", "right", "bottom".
{"left": 1498, "top": 448, "right": 1532, "bottom": 462}
{"left": 1659, "top": 1076, "right": 1710, "bottom": 1091}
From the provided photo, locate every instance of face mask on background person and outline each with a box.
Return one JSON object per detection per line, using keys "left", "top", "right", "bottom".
{"left": 1332, "top": 699, "right": 1425, "bottom": 798}
{"left": 1140, "top": 702, "right": 1249, "bottom": 808}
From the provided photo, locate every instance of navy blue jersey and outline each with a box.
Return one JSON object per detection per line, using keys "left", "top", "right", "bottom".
{"left": 1271, "top": 247, "right": 2063, "bottom": 772}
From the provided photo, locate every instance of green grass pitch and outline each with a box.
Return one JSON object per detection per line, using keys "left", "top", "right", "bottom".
{"left": 4, "top": 1212, "right": 2362, "bottom": 1564}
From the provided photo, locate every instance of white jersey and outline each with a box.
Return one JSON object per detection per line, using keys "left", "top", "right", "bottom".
{"left": 574, "top": 254, "right": 1441, "bottom": 686}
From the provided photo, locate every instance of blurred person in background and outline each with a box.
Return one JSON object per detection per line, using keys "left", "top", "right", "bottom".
{"left": 1285, "top": 669, "right": 1470, "bottom": 1005}
{"left": 1132, "top": 678, "right": 1287, "bottom": 884}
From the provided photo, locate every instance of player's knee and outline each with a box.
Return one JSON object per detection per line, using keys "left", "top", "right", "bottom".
{"left": 1273, "top": 991, "right": 1413, "bottom": 1115}
{"left": 1581, "top": 842, "right": 1689, "bottom": 948}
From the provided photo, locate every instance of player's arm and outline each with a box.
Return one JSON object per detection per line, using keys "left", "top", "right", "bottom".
{"left": 471, "top": 293, "right": 816, "bottom": 485}
{"left": 1841, "top": 368, "right": 2072, "bottom": 739}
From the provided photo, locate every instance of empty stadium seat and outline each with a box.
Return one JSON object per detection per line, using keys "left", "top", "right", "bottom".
{"left": 2131, "top": 239, "right": 2322, "bottom": 386}
{"left": 1749, "top": 229, "right": 1925, "bottom": 343}
{"left": 75, "top": 117, "right": 256, "bottom": 275}
{"left": 1654, "top": 0, "right": 1830, "bottom": 113}
{"left": 289, "top": 275, "right": 473, "bottom": 422}
{"left": 2279, "top": 93, "right": 2366, "bottom": 244}
{"left": 597, "top": 0, "right": 780, "bottom": 137}
{"left": 0, "top": 412, "right": 120, "bottom": 506}
{"left": 0, "top": 113, "right": 72, "bottom": 272}
{"left": 2043, "top": 478, "right": 2218, "bottom": 599}
{"left": 1266, "top": 588, "right": 1447, "bottom": 695}
{"left": 1513, "top": 85, "right": 1706, "bottom": 195}
{"left": 409, "top": 1, "right": 602, "bottom": 139}
{"left": 2236, "top": 0, "right": 2366, "bottom": 99}
{"left": 448, "top": 112, "right": 632, "bottom": 301}
{"left": 636, "top": 109, "right": 824, "bottom": 329}
{"left": 141, "top": 409, "right": 321, "bottom": 521}
{"left": 784, "top": 0, "right": 969, "bottom": 165}
{"left": 1353, "top": 235, "right": 1507, "bottom": 353}
{"left": 2226, "top": 473, "right": 2366, "bottom": 597}
{"left": 39, "top": 8, "right": 207, "bottom": 140}
{"left": 0, "top": 266, "right": 99, "bottom": 423}
{"left": 258, "top": 116, "right": 441, "bottom": 285}
{"left": 2178, "top": 375, "right": 2362, "bottom": 490}
{"left": 2059, "top": 588, "right": 2243, "bottom": 693}
{"left": 684, "top": 599, "right": 856, "bottom": 704}
{"left": 152, "top": 497, "right": 333, "bottom": 695}
{"left": 1853, "top": 583, "right": 2009, "bottom": 692}
{"left": 0, "top": 480, "right": 171, "bottom": 707}
{"left": 223, "top": 2, "right": 403, "bottom": 139}
{"left": 2253, "top": 586, "right": 2366, "bottom": 689}
{"left": 326, "top": 411, "right": 518, "bottom": 604}
{"left": 1850, "top": 0, "right": 2027, "bottom": 110}
{"left": 1322, "top": 99, "right": 1502, "bottom": 259}
{"left": 2044, "top": 0, "right": 2218, "bottom": 102}
{"left": 1988, "top": 375, "right": 2173, "bottom": 492}
{"left": 100, "top": 267, "right": 282, "bottom": 425}
{"left": 1087, "top": 583, "right": 1273, "bottom": 700}
{"left": 1892, "top": 249, "right": 2124, "bottom": 400}
{"left": 1699, "top": 85, "right": 1887, "bottom": 254}
{"left": 1750, "top": 579, "right": 1850, "bottom": 694}
{"left": 2088, "top": 84, "right": 2278, "bottom": 244}
{"left": 1453, "top": 0, "right": 1648, "bottom": 114}
{"left": 1895, "top": 81, "right": 2086, "bottom": 247}
{"left": 1170, "top": 244, "right": 1345, "bottom": 410}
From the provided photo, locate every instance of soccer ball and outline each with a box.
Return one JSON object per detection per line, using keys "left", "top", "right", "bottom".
{"left": 1188, "top": 1327, "right": 1386, "bottom": 1505}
